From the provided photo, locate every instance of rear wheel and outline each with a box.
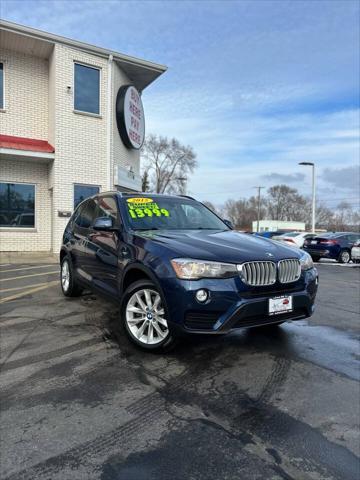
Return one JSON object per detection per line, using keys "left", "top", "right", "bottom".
{"left": 60, "top": 255, "right": 83, "bottom": 297}
{"left": 338, "top": 249, "right": 350, "bottom": 264}
{"left": 121, "top": 280, "right": 177, "bottom": 352}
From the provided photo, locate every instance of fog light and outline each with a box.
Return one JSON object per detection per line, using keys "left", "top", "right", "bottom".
{"left": 196, "top": 289, "right": 209, "bottom": 303}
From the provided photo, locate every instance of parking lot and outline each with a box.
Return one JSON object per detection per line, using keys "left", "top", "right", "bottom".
{"left": 0, "top": 261, "right": 359, "bottom": 480}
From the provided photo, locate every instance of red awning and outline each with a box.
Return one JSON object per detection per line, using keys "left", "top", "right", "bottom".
{"left": 0, "top": 134, "right": 55, "bottom": 153}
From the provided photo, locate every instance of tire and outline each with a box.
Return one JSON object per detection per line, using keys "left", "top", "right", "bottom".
{"left": 311, "top": 255, "right": 320, "bottom": 263}
{"left": 338, "top": 249, "right": 351, "bottom": 264}
{"left": 60, "top": 255, "right": 83, "bottom": 297}
{"left": 121, "top": 279, "right": 177, "bottom": 352}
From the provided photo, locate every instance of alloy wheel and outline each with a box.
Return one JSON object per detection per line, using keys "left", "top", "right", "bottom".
{"left": 125, "top": 288, "right": 169, "bottom": 345}
{"left": 340, "top": 251, "right": 350, "bottom": 263}
{"left": 61, "top": 260, "right": 70, "bottom": 292}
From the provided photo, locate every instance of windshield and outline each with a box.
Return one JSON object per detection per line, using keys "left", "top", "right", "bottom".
{"left": 123, "top": 196, "right": 229, "bottom": 231}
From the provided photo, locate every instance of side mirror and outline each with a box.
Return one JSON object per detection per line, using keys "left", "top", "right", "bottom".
{"left": 93, "top": 216, "right": 113, "bottom": 231}
{"left": 223, "top": 219, "right": 234, "bottom": 229}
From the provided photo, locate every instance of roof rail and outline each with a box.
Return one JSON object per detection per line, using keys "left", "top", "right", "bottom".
{"left": 178, "top": 194, "right": 196, "bottom": 200}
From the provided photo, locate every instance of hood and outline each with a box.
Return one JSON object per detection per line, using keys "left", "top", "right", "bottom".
{"left": 136, "top": 229, "right": 301, "bottom": 263}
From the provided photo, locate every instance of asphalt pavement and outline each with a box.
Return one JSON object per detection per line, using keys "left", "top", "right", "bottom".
{"left": 0, "top": 262, "right": 359, "bottom": 480}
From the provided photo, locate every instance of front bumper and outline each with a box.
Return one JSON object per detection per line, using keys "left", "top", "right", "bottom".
{"left": 162, "top": 268, "right": 318, "bottom": 335}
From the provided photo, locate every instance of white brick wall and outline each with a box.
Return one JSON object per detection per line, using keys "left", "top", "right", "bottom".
{"left": 0, "top": 159, "right": 52, "bottom": 251}
{"left": 112, "top": 62, "right": 140, "bottom": 180}
{"left": 51, "top": 44, "right": 109, "bottom": 253}
{"left": 0, "top": 41, "right": 147, "bottom": 253}
{"left": 0, "top": 49, "right": 49, "bottom": 140}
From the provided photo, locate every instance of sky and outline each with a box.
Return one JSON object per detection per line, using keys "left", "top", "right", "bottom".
{"left": 2, "top": 0, "right": 359, "bottom": 208}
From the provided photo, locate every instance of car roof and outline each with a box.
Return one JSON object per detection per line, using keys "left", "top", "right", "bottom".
{"left": 98, "top": 191, "right": 197, "bottom": 201}
{"left": 316, "top": 232, "right": 358, "bottom": 237}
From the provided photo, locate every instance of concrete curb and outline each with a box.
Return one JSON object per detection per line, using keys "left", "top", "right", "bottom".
{"left": 0, "top": 252, "right": 58, "bottom": 265}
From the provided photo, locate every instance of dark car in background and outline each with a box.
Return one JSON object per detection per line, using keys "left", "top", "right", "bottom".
{"left": 303, "top": 232, "right": 360, "bottom": 263}
{"left": 60, "top": 192, "right": 318, "bottom": 352}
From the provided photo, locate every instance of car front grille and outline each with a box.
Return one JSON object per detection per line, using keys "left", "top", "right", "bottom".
{"left": 238, "top": 259, "right": 301, "bottom": 286}
{"left": 278, "top": 259, "right": 301, "bottom": 284}
{"left": 238, "top": 261, "right": 277, "bottom": 286}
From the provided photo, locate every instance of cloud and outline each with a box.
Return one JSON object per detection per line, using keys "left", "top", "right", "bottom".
{"left": 322, "top": 166, "right": 360, "bottom": 191}
{"left": 261, "top": 173, "right": 306, "bottom": 183}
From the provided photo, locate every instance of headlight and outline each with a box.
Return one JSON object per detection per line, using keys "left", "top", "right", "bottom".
{"left": 171, "top": 258, "right": 238, "bottom": 280}
{"left": 299, "top": 251, "right": 314, "bottom": 271}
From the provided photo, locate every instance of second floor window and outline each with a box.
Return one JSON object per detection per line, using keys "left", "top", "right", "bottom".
{"left": 74, "top": 63, "right": 100, "bottom": 115}
{"left": 0, "top": 63, "right": 4, "bottom": 109}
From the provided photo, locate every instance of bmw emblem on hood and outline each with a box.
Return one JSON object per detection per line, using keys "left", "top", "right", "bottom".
{"left": 266, "top": 252, "right": 274, "bottom": 257}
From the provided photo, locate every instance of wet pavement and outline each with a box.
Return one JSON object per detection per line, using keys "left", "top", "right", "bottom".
{"left": 0, "top": 263, "right": 359, "bottom": 479}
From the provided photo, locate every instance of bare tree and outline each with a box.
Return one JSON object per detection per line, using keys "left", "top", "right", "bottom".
{"left": 202, "top": 200, "right": 219, "bottom": 215}
{"left": 141, "top": 170, "right": 150, "bottom": 192}
{"left": 141, "top": 134, "right": 197, "bottom": 194}
{"left": 267, "top": 185, "right": 308, "bottom": 221}
{"left": 222, "top": 197, "right": 265, "bottom": 230}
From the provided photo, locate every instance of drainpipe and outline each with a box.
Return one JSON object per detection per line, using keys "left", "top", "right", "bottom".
{"left": 106, "top": 54, "right": 113, "bottom": 190}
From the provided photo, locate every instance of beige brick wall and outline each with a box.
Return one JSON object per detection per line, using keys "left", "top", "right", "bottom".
{"left": 0, "top": 159, "right": 52, "bottom": 251}
{"left": 0, "top": 49, "right": 49, "bottom": 140}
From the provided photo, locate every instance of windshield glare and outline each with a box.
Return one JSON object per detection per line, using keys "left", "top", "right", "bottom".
{"left": 123, "top": 196, "right": 228, "bottom": 231}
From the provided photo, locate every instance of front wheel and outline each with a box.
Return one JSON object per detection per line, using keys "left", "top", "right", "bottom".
{"left": 338, "top": 250, "right": 350, "bottom": 264}
{"left": 121, "top": 280, "right": 177, "bottom": 352}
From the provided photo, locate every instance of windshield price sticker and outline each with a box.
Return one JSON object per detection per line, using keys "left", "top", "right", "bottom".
{"left": 127, "top": 198, "right": 170, "bottom": 219}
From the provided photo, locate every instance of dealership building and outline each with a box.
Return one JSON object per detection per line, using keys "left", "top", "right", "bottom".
{"left": 0, "top": 20, "right": 166, "bottom": 252}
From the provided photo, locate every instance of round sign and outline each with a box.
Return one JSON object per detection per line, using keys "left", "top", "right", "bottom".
{"left": 116, "top": 85, "right": 145, "bottom": 149}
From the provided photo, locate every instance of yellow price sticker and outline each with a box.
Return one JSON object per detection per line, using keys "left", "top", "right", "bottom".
{"left": 127, "top": 198, "right": 153, "bottom": 204}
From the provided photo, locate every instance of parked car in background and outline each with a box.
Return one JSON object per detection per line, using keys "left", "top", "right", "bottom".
{"left": 273, "top": 232, "right": 317, "bottom": 248}
{"left": 303, "top": 232, "right": 359, "bottom": 263}
{"left": 351, "top": 240, "right": 360, "bottom": 263}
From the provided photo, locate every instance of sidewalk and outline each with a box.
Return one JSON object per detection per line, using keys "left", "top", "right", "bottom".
{"left": 0, "top": 252, "right": 58, "bottom": 265}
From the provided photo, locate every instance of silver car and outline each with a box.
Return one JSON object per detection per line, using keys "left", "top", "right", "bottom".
{"left": 351, "top": 240, "right": 360, "bottom": 263}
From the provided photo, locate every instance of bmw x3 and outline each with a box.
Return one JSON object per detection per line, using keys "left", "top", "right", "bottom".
{"left": 60, "top": 192, "right": 318, "bottom": 351}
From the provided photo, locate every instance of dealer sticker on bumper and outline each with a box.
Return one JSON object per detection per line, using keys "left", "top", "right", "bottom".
{"left": 269, "top": 295, "right": 293, "bottom": 315}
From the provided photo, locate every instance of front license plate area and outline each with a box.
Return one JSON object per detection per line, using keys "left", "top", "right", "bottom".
{"left": 269, "top": 295, "right": 293, "bottom": 316}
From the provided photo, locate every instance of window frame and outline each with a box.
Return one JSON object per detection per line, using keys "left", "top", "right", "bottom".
{"left": 96, "top": 195, "right": 122, "bottom": 229}
{"left": 73, "top": 183, "right": 100, "bottom": 209}
{"left": 0, "top": 61, "right": 5, "bottom": 111}
{"left": 77, "top": 198, "right": 98, "bottom": 230}
{"left": 0, "top": 181, "right": 36, "bottom": 230}
{"left": 73, "top": 61, "right": 101, "bottom": 117}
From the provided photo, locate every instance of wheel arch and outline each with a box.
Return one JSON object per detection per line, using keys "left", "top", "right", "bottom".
{"left": 120, "top": 263, "right": 165, "bottom": 299}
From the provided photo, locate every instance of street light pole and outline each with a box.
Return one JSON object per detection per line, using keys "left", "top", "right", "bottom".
{"left": 299, "top": 162, "right": 316, "bottom": 233}
{"left": 254, "top": 186, "right": 265, "bottom": 233}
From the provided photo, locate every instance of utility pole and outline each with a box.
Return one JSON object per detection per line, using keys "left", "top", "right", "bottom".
{"left": 254, "top": 186, "right": 265, "bottom": 233}
{"left": 299, "top": 162, "right": 316, "bottom": 232}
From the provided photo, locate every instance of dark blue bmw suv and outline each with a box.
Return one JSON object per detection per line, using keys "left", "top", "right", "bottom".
{"left": 60, "top": 192, "right": 318, "bottom": 351}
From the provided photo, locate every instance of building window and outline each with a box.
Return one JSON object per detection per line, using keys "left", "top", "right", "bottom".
{"left": 74, "top": 184, "right": 99, "bottom": 208}
{"left": 74, "top": 63, "right": 100, "bottom": 114}
{"left": 0, "top": 63, "right": 4, "bottom": 109}
{"left": 0, "top": 183, "right": 35, "bottom": 228}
